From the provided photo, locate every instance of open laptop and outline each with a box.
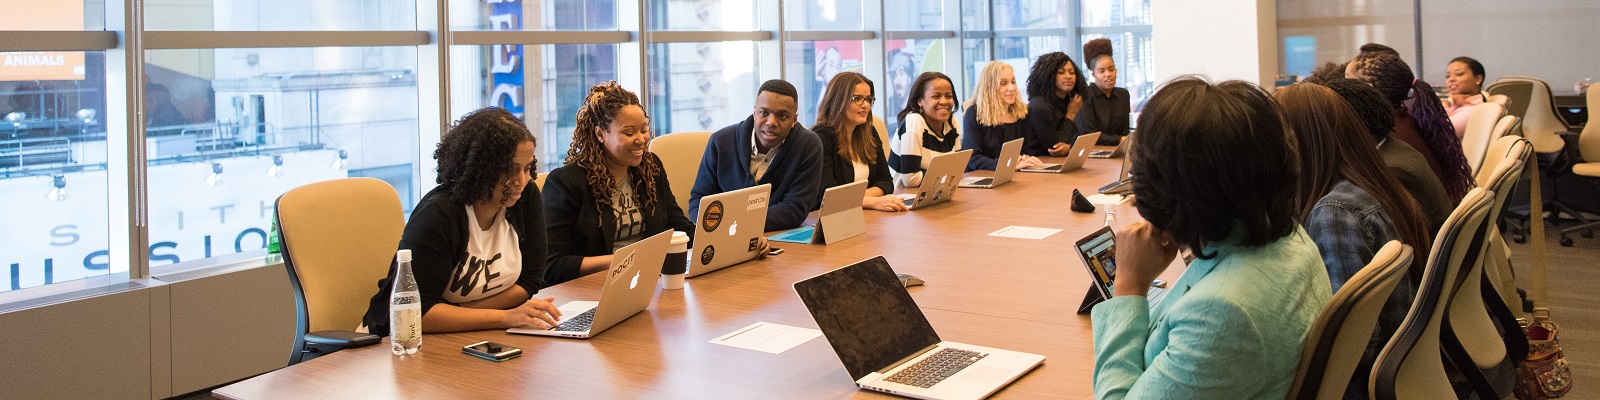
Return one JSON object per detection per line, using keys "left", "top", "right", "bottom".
{"left": 1019, "top": 132, "right": 1100, "bottom": 173}
{"left": 687, "top": 184, "right": 771, "bottom": 278}
{"left": 1098, "top": 149, "right": 1133, "bottom": 195}
{"left": 1089, "top": 135, "right": 1126, "bottom": 159}
{"left": 768, "top": 180, "right": 868, "bottom": 245}
{"left": 795, "top": 256, "right": 1045, "bottom": 400}
{"left": 959, "top": 138, "right": 1021, "bottom": 189}
{"left": 902, "top": 150, "right": 972, "bottom": 210}
{"left": 1072, "top": 226, "right": 1167, "bottom": 314}
{"left": 507, "top": 230, "right": 672, "bottom": 338}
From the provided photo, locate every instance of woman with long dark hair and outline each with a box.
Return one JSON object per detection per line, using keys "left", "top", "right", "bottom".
{"left": 1347, "top": 52, "right": 1474, "bottom": 201}
{"left": 1025, "top": 51, "right": 1088, "bottom": 156}
{"left": 813, "top": 71, "right": 907, "bottom": 212}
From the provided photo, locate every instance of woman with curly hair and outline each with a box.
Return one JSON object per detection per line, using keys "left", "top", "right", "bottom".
{"left": 362, "top": 107, "right": 563, "bottom": 334}
{"left": 813, "top": 72, "right": 906, "bottom": 212}
{"left": 1025, "top": 51, "right": 1087, "bottom": 156}
{"left": 1346, "top": 52, "right": 1475, "bottom": 201}
{"left": 1075, "top": 38, "right": 1131, "bottom": 146}
{"left": 962, "top": 61, "right": 1044, "bottom": 171}
{"left": 543, "top": 81, "right": 693, "bottom": 285}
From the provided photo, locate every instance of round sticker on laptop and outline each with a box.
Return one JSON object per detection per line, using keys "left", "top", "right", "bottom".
{"left": 700, "top": 245, "right": 716, "bottom": 265}
{"left": 702, "top": 200, "right": 724, "bottom": 232}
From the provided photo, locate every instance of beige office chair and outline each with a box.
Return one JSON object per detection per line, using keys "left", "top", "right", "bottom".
{"left": 1487, "top": 94, "right": 1509, "bottom": 107}
{"left": 649, "top": 131, "right": 712, "bottom": 213}
{"left": 1287, "top": 241, "right": 1413, "bottom": 400}
{"left": 276, "top": 177, "right": 405, "bottom": 365}
{"left": 1462, "top": 102, "right": 1507, "bottom": 176}
{"left": 534, "top": 172, "right": 548, "bottom": 190}
{"left": 1557, "top": 83, "right": 1600, "bottom": 246}
{"left": 872, "top": 115, "right": 891, "bottom": 160}
{"left": 1478, "top": 136, "right": 1533, "bottom": 310}
{"left": 1485, "top": 77, "right": 1567, "bottom": 154}
{"left": 1442, "top": 159, "right": 1528, "bottom": 399}
{"left": 1370, "top": 188, "right": 1493, "bottom": 400}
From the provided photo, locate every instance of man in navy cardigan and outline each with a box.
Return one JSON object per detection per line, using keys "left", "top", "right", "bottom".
{"left": 689, "top": 79, "right": 824, "bottom": 231}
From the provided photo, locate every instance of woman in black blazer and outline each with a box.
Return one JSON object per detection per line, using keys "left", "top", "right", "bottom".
{"left": 1075, "top": 38, "right": 1131, "bottom": 146}
{"left": 543, "top": 82, "right": 692, "bottom": 286}
{"left": 812, "top": 71, "right": 906, "bottom": 212}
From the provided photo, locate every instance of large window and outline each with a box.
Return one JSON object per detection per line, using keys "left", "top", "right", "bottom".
{"left": 1081, "top": 0, "right": 1153, "bottom": 107}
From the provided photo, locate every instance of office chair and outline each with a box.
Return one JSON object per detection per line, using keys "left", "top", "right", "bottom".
{"left": 1287, "top": 241, "right": 1413, "bottom": 400}
{"left": 276, "top": 177, "right": 404, "bottom": 365}
{"left": 1462, "top": 102, "right": 1507, "bottom": 176}
{"left": 1479, "top": 136, "right": 1533, "bottom": 312}
{"left": 1557, "top": 83, "right": 1600, "bottom": 246}
{"left": 1487, "top": 94, "right": 1509, "bottom": 107}
{"left": 534, "top": 172, "right": 548, "bottom": 190}
{"left": 1441, "top": 159, "right": 1529, "bottom": 400}
{"left": 873, "top": 115, "right": 891, "bottom": 161}
{"left": 649, "top": 131, "right": 712, "bottom": 213}
{"left": 1370, "top": 188, "right": 1493, "bottom": 400}
{"left": 1486, "top": 78, "right": 1589, "bottom": 243}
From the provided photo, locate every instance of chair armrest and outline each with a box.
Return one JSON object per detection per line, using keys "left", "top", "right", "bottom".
{"left": 1557, "top": 131, "right": 1582, "bottom": 138}
{"left": 305, "top": 330, "right": 381, "bottom": 348}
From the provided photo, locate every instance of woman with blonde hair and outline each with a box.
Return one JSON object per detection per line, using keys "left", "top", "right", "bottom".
{"left": 962, "top": 61, "right": 1043, "bottom": 171}
{"left": 542, "top": 81, "right": 692, "bottom": 285}
{"left": 813, "top": 72, "right": 906, "bottom": 211}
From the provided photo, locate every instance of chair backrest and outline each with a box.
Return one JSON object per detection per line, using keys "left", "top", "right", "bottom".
{"left": 1486, "top": 78, "right": 1567, "bottom": 153}
{"left": 276, "top": 178, "right": 405, "bottom": 335}
{"left": 1371, "top": 188, "right": 1493, "bottom": 400}
{"left": 1486, "top": 94, "right": 1509, "bottom": 106}
{"left": 649, "top": 131, "right": 712, "bottom": 213}
{"left": 1462, "top": 102, "right": 1506, "bottom": 176}
{"left": 1477, "top": 136, "right": 1532, "bottom": 320}
{"left": 534, "top": 172, "right": 548, "bottom": 190}
{"left": 1288, "top": 241, "right": 1414, "bottom": 400}
{"left": 872, "top": 115, "right": 891, "bottom": 160}
{"left": 1490, "top": 115, "right": 1521, "bottom": 146}
{"left": 1582, "top": 83, "right": 1600, "bottom": 160}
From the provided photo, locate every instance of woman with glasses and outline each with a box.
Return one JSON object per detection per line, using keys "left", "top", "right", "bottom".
{"left": 542, "top": 82, "right": 693, "bottom": 285}
{"left": 813, "top": 72, "right": 907, "bottom": 212}
{"left": 1076, "top": 38, "right": 1131, "bottom": 146}
{"left": 963, "top": 61, "right": 1044, "bottom": 171}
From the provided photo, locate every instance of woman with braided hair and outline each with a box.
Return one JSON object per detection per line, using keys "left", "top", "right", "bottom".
{"left": 542, "top": 81, "right": 693, "bottom": 285}
{"left": 1346, "top": 52, "right": 1475, "bottom": 202}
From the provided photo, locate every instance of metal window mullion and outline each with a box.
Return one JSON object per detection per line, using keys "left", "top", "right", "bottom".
{"left": 1077, "top": 25, "right": 1152, "bottom": 35}
{"left": 0, "top": 31, "right": 118, "bottom": 51}
{"left": 143, "top": 31, "right": 430, "bottom": 49}
{"left": 106, "top": 0, "right": 148, "bottom": 283}
{"left": 782, "top": 31, "right": 874, "bottom": 41}
{"left": 884, "top": 31, "right": 956, "bottom": 40}
{"left": 648, "top": 31, "right": 773, "bottom": 43}
{"left": 450, "top": 30, "right": 633, "bottom": 45}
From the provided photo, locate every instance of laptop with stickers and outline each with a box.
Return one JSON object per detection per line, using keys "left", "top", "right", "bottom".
{"left": 902, "top": 150, "right": 972, "bottom": 210}
{"left": 687, "top": 184, "right": 772, "bottom": 278}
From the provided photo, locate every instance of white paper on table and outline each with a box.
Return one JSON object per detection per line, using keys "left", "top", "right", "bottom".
{"left": 1086, "top": 193, "right": 1130, "bottom": 205}
{"left": 709, "top": 322, "right": 823, "bottom": 354}
{"left": 987, "top": 226, "right": 1063, "bottom": 240}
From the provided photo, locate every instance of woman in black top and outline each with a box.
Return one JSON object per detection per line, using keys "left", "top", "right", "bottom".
{"left": 1025, "top": 51, "right": 1087, "bottom": 156}
{"left": 813, "top": 72, "right": 906, "bottom": 212}
{"left": 1075, "top": 38, "right": 1131, "bottom": 146}
{"left": 544, "top": 82, "right": 693, "bottom": 285}
{"left": 362, "top": 107, "right": 563, "bottom": 334}
{"left": 963, "top": 61, "right": 1044, "bottom": 171}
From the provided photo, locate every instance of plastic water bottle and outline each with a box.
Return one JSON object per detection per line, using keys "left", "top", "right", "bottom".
{"left": 390, "top": 249, "right": 422, "bottom": 355}
{"left": 1104, "top": 208, "right": 1119, "bottom": 231}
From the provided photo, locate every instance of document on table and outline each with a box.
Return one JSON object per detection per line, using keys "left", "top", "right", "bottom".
{"left": 1086, "top": 193, "right": 1130, "bottom": 205}
{"left": 709, "top": 322, "right": 822, "bottom": 354}
{"left": 987, "top": 226, "right": 1062, "bottom": 240}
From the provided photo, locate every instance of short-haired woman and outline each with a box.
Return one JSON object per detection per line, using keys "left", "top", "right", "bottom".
{"left": 362, "top": 107, "right": 563, "bottom": 334}
{"left": 1025, "top": 51, "right": 1087, "bottom": 157}
{"left": 962, "top": 61, "right": 1043, "bottom": 171}
{"left": 542, "top": 81, "right": 694, "bottom": 286}
{"left": 1091, "top": 77, "right": 1331, "bottom": 398}
{"left": 891, "top": 72, "right": 962, "bottom": 187}
{"left": 813, "top": 72, "right": 907, "bottom": 212}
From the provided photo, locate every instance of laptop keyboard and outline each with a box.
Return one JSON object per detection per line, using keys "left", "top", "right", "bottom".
{"left": 551, "top": 308, "right": 596, "bottom": 332}
{"left": 884, "top": 348, "right": 988, "bottom": 388}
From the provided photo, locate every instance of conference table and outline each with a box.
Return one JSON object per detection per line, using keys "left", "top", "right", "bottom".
{"left": 214, "top": 150, "right": 1179, "bottom": 399}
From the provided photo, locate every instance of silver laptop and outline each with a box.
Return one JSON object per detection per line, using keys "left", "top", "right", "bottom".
{"left": 1089, "top": 135, "right": 1126, "bottom": 159}
{"left": 687, "top": 184, "right": 771, "bottom": 278}
{"left": 507, "top": 230, "right": 672, "bottom": 338}
{"left": 1098, "top": 147, "right": 1133, "bottom": 194}
{"left": 795, "top": 256, "right": 1045, "bottom": 400}
{"left": 903, "top": 150, "right": 972, "bottom": 210}
{"left": 768, "top": 180, "right": 868, "bottom": 245}
{"left": 1073, "top": 226, "right": 1166, "bottom": 314}
{"left": 1019, "top": 132, "right": 1100, "bottom": 173}
{"left": 959, "top": 138, "right": 1021, "bottom": 189}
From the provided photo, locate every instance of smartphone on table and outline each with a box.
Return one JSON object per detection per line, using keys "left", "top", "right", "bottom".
{"left": 463, "top": 341, "right": 522, "bottom": 362}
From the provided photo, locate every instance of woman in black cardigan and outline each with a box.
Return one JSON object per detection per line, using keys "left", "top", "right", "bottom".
{"left": 543, "top": 82, "right": 692, "bottom": 286}
{"left": 812, "top": 71, "right": 906, "bottom": 212}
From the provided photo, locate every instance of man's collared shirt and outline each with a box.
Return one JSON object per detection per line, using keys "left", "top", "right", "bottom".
{"left": 750, "top": 126, "right": 785, "bottom": 182}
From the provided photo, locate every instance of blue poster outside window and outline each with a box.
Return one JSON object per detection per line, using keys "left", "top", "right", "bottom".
{"left": 489, "top": 0, "right": 524, "bottom": 118}
{"left": 1284, "top": 36, "right": 1316, "bottom": 80}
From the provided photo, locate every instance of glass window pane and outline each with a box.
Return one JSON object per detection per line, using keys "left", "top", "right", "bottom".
{"left": 144, "top": 47, "right": 419, "bottom": 268}
{"left": 883, "top": 39, "right": 955, "bottom": 134}
{"left": 1, "top": 0, "right": 104, "bottom": 31}
{"left": 451, "top": 44, "right": 619, "bottom": 172}
{"left": 450, "top": 0, "right": 619, "bottom": 31}
{"left": 786, "top": 0, "right": 864, "bottom": 31}
{"left": 995, "top": 0, "right": 1070, "bottom": 30}
{"left": 884, "top": 0, "right": 945, "bottom": 31}
{"left": 648, "top": 42, "right": 760, "bottom": 134}
{"left": 963, "top": 38, "right": 990, "bottom": 98}
{"left": 1, "top": 51, "right": 109, "bottom": 292}
{"left": 145, "top": 0, "right": 417, "bottom": 31}
{"left": 1081, "top": 0, "right": 1152, "bottom": 27}
{"left": 785, "top": 40, "right": 864, "bottom": 123}
{"left": 962, "top": 0, "right": 989, "bottom": 31}
{"left": 1278, "top": 0, "right": 1415, "bottom": 80}
{"left": 647, "top": 0, "right": 757, "bottom": 31}
{"left": 1081, "top": 32, "right": 1154, "bottom": 109}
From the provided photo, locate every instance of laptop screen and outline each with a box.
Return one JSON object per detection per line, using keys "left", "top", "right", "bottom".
{"left": 1074, "top": 226, "right": 1118, "bottom": 297}
{"left": 794, "top": 256, "right": 942, "bottom": 381}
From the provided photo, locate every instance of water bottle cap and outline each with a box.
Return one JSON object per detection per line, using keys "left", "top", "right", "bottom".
{"left": 396, "top": 249, "right": 412, "bottom": 262}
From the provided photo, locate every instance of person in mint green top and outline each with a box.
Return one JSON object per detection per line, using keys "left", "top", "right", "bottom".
{"left": 1091, "top": 77, "right": 1333, "bottom": 399}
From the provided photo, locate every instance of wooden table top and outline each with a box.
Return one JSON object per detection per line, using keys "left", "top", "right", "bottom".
{"left": 215, "top": 151, "right": 1172, "bottom": 400}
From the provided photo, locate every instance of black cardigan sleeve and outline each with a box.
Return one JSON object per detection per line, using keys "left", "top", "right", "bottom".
{"left": 963, "top": 108, "right": 998, "bottom": 171}
{"left": 867, "top": 132, "right": 894, "bottom": 194}
{"left": 540, "top": 167, "right": 596, "bottom": 286}
{"left": 511, "top": 182, "right": 550, "bottom": 292}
